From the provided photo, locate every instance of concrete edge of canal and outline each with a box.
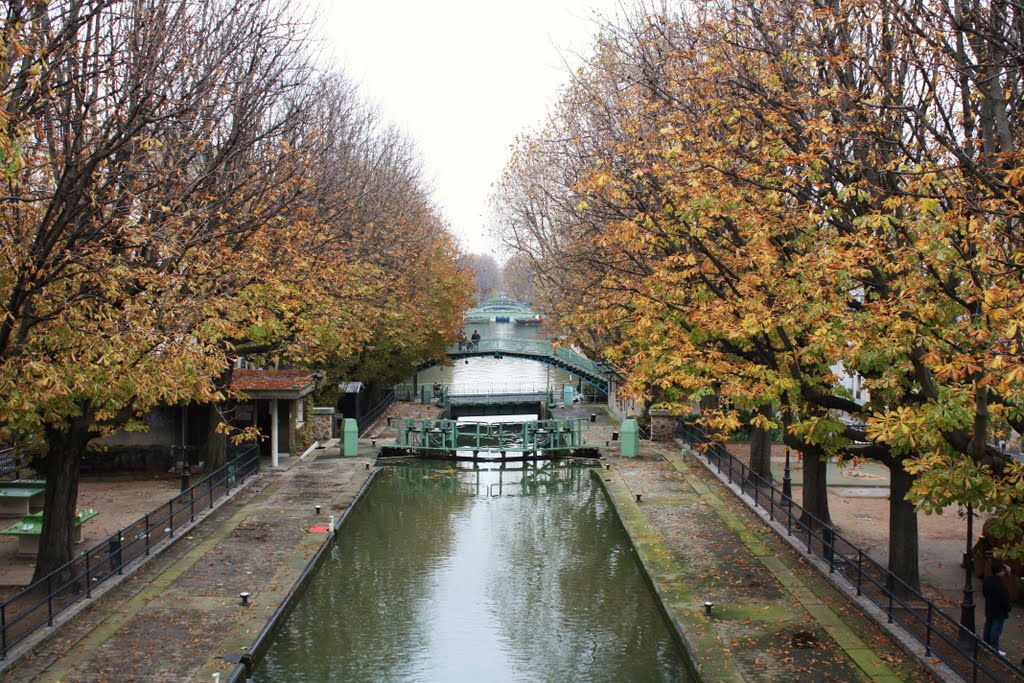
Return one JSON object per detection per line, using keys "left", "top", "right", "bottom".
{"left": 598, "top": 444, "right": 945, "bottom": 683}
{"left": 203, "top": 457, "right": 380, "bottom": 683}
{"left": 594, "top": 466, "right": 743, "bottom": 683}
{"left": 0, "top": 451, "right": 380, "bottom": 682}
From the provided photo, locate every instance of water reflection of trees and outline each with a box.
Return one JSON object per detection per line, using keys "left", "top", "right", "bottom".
{"left": 252, "top": 463, "right": 691, "bottom": 682}
{"left": 252, "top": 463, "right": 469, "bottom": 682}
{"left": 486, "top": 472, "right": 692, "bottom": 682}
{"left": 455, "top": 461, "right": 587, "bottom": 498}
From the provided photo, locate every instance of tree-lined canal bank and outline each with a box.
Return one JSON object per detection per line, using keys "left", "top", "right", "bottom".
{"left": 0, "top": 412, "right": 940, "bottom": 682}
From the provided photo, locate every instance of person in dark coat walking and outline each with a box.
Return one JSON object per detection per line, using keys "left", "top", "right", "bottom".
{"left": 983, "top": 562, "right": 1012, "bottom": 655}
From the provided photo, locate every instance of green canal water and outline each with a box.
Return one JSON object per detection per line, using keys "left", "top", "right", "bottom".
{"left": 248, "top": 459, "right": 695, "bottom": 682}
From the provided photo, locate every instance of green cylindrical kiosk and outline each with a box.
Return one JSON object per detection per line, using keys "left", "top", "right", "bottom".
{"left": 621, "top": 418, "right": 640, "bottom": 458}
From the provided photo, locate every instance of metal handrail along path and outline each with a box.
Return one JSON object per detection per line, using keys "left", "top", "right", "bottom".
{"left": 675, "top": 420, "right": 1023, "bottom": 683}
{"left": 0, "top": 447, "right": 260, "bottom": 661}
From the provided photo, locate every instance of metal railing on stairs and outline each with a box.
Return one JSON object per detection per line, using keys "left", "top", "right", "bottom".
{"left": 357, "top": 390, "right": 397, "bottom": 437}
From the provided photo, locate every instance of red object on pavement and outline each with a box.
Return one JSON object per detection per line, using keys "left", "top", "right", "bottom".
{"left": 308, "top": 525, "right": 330, "bottom": 533}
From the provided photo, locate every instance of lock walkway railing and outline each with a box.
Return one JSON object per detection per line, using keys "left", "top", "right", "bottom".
{"left": 384, "top": 418, "right": 594, "bottom": 457}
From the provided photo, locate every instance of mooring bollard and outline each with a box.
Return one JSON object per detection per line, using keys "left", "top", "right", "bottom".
{"left": 329, "top": 515, "right": 335, "bottom": 535}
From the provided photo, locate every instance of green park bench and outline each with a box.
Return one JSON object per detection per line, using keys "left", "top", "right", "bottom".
{"left": 0, "top": 481, "right": 46, "bottom": 517}
{"left": 1, "top": 509, "right": 99, "bottom": 557}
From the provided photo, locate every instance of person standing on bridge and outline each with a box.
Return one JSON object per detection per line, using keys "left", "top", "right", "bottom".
{"left": 470, "top": 329, "right": 480, "bottom": 350}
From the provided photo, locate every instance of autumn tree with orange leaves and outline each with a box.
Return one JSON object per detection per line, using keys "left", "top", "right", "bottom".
{"left": 1, "top": 0, "right": 469, "bottom": 578}
{"left": 494, "top": 0, "right": 1024, "bottom": 590}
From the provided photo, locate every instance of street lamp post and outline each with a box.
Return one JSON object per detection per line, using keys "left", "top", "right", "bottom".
{"left": 960, "top": 503, "right": 976, "bottom": 641}
{"left": 180, "top": 446, "right": 191, "bottom": 493}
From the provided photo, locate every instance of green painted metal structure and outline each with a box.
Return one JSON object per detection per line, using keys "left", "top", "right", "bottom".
{"left": 620, "top": 418, "right": 640, "bottom": 458}
{"left": 428, "top": 338, "right": 610, "bottom": 393}
{"left": 464, "top": 296, "right": 538, "bottom": 322}
{"left": 342, "top": 418, "right": 359, "bottom": 456}
{"left": 381, "top": 418, "right": 598, "bottom": 460}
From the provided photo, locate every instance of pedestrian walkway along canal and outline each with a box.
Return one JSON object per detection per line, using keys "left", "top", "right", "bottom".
{"left": 248, "top": 458, "right": 695, "bottom": 682}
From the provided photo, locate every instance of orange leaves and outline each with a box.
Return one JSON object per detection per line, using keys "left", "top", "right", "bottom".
{"left": 1004, "top": 167, "right": 1024, "bottom": 187}
{"left": 495, "top": 0, "right": 1024, "bottom": 527}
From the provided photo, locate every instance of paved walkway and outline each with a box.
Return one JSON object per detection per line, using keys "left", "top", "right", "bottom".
{"left": 1, "top": 446, "right": 374, "bottom": 682}
{"left": 0, "top": 404, "right": 941, "bottom": 682}
{"left": 597, "top": 449, "right": 936, "bottom": 681}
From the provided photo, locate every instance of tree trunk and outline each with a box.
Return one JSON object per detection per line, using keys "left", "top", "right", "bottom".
{"left": 203, "top": 401, "right": 228, "bottom": 472}
{"left": 888, "top": 462, "right": 921, "bottom": 595}
{"left": 33, "top": 415, "right": 90, "bottom": 582}
{"left": 801, "top": 448, "right": 832, "bottom": 528}
{"left": 203, "top": 366, "right": 233, "bottom": 471}
{"left": 749, "top": 403, "right": 773, "bottom": 481}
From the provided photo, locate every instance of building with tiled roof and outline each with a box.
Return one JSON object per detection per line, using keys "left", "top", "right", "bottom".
{"left": 227, "top": 368, "right": 321, "bottom": 467}
{"left": 93, "top": 367, "right": 322, "bottom": 473}
{"left": 230, "top": 369, "right": 319, "bottom": 398}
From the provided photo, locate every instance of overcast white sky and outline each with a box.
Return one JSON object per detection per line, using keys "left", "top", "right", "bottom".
{"left": 308, "top": 1, "right": 625, "bottom": 258}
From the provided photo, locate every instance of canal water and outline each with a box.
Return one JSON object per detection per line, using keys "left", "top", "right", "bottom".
{"left": 249, "top": 458, "right": 695, "bottom": 682}
{"left": 248, "top": 323, "right": 695, "bottom": 681}
{"left": 416, "top": 321, "right": 580, "bottom": 395}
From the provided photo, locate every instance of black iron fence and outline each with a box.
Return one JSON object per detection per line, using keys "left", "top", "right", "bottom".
{"left": 0, "top": 446, "right": 260, "bottom": 660}
{"left": 637, "top": 423, "right": 652, "bottom": 441}
{"left": 357, "top": 390, "right": 396, "bottom": 436}
{"left": 675, "top": 419, "right": 1024, "bottom": 683}
{"left": 0, "top": 446, "right": 19, "bottom": 479}
{"left": 0, "top": 445, "right": 35, "bottom": 480}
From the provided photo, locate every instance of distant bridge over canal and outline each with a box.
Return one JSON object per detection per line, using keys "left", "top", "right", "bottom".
{"left": 446, "top": 390, "right": 551, "bottom": 419}
{"left": 464, "top": 296, "right": 538, "bottom": 322}
{"left": 420, "top": 339, "right": 610, "bottom": 394}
